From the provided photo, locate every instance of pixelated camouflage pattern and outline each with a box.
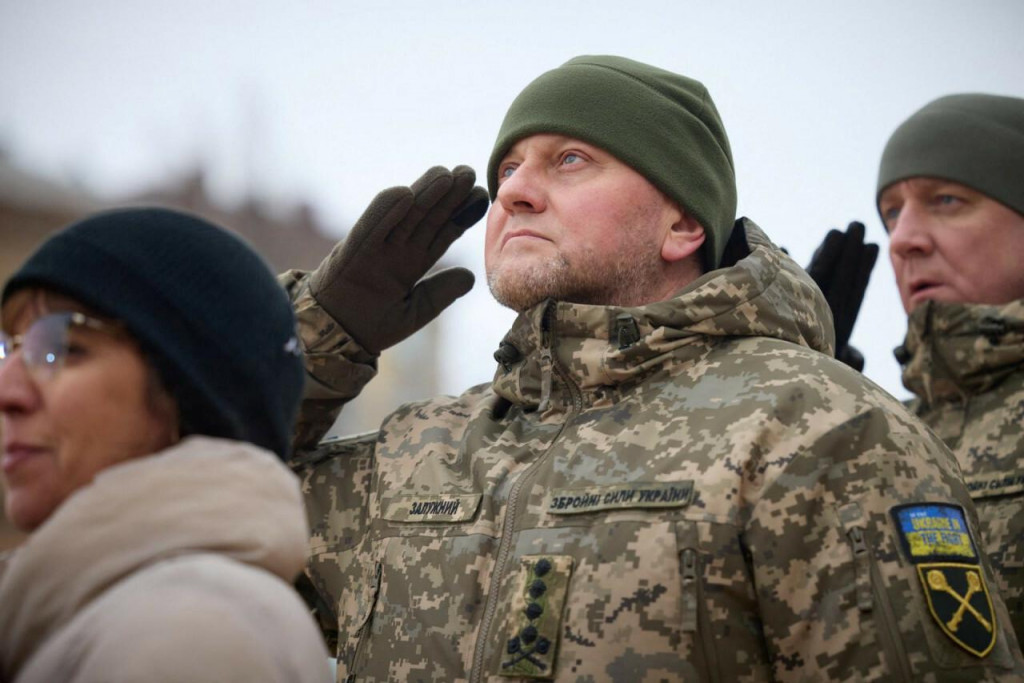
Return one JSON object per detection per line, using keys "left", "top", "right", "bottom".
{"left": 293, "top": 220, "right": 1024, "bottom": 681}
{"left": 280, "top": 270, "right": 379, "bottom": 452}
{"left": 900, "top": 299, "right": 1024, "bottom": 645}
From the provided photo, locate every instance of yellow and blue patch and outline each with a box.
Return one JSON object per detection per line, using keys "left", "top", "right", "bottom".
{"left": 891, "top": 503, "right": 996, "bottom": 657}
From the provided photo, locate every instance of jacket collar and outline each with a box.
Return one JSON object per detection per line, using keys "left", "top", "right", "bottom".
{"left": 899, "top": 299, "right": 1024, "bottom": 404}
{"left": 0, "top": 437, "right": 308, "bottom": 678}
{"left": 491, "top": 218, "right": 834, "bottom": 413}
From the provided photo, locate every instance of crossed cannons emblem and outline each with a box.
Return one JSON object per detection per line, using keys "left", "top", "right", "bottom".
{"left": 927, "top": 569, "right": 992, "bottom": 633}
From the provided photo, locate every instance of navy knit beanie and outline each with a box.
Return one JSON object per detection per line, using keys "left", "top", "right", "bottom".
{"left": 2, "top": 207, "right": 305, "bottom": 460}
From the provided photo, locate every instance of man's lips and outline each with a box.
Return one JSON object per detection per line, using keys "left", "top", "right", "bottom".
{"left": 1, "top": 443, "right": 46, "bottom": 475}
{"left": 501, "top": 230, "right": 550, "bottom": 248}
{"left": 906, "top": 280, "right": 944, "bottom": 304}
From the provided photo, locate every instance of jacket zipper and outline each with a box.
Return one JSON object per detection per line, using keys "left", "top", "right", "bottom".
{"left": 345, "top": 560, "right": 382, "bottom": 682}
{"left": 847, "top": 527, "right": 873, "bottom": 613}
{"left": 848, "top": 526, "right": 913, "bottom": 682}
{"left": 681, "top": 548, "right": 720, "bottom": 682}
{"left": 469, "top": 302, "right": 581, "bottom": 682}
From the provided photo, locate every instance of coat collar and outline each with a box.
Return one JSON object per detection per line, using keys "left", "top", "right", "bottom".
{"left": 899, "top": 299, "right": 1024, "bottom": 404}
{"left": 0, "top": 437, "right": 308, "bottom": 678}
{"left": 491, "top": 218, "right": 834, "bottom": 413}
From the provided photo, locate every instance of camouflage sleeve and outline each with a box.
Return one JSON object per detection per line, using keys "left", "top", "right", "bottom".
{"left": 291, "top": 431, "right": 378, "bottom": 654}
{"left": 747, "top": 405, "right": 1024, "bottom": 681}
{"left": 279, "top": 270, "right": 379, "bottom": 451}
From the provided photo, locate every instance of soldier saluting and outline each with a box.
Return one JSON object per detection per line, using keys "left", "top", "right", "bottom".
{"left": 286, "top": 57, "right": 1023, "bottom": 680}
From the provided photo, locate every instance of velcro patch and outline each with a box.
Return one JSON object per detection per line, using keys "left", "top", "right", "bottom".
{"left": 892, "top": 504, "right": 996, "bottom": 657}
{"left": 918, "top": 563, "right": 997, "bottom": 657}
{"left": 891, "top": 503, "right": 977, "bottom": 563}
{"left": 381, "top": 493, "right": 481, "bottom": 522}
{"left": 546, "top": 481, "right": 693, "bottom": 515}
{"left": 498, "top": 555, "right": 574, "bottom": 679}
{"left": 965, "top": 470, "right": 1024, "bottom": 500}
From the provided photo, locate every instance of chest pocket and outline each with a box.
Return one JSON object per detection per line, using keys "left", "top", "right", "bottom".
{"left": 487, "top": 511, "right": 767, "bottom": 681}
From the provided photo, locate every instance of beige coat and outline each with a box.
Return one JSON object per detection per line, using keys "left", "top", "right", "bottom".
{"left": 0, "top": 436, "right": 331, "bottom": 683}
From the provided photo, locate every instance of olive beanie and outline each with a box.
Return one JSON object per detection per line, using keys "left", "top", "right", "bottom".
{"left": 877, "top": 93, "right": 1024, "bottom": 217}
{"left": 2, "top": 207, "right": 305, "bottom": 460}
{"left": 487, "top": 55, "right": 737, "bottom": 270}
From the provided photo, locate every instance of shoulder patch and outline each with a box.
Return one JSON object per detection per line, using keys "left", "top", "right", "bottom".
{"left": 891, "top": 503, "right": 996, "bottom": 657}
{"left": 891, "top": 503, "right": 977, "bottom": 563}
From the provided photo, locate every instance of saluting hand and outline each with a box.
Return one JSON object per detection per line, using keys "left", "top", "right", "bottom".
{"left": 310, "top": 165, "right": 489, "bottom": 354}
{"left": 805, "top": 221, "right": 879, "bottom": 372}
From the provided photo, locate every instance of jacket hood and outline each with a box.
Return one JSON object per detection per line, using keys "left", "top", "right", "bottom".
{"left": 0, "top": 436, "right": 310, "bottom": 678}
{"left": 492, "top": 218, "right": 834, "bottom": 410}
{"left": 899, "top": 298, "right": 1024, "bottom": 404}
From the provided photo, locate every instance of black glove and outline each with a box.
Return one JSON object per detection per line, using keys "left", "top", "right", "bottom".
{"left": 805, "top": 221, "right": 879, "bottom": 372}
{"left": 309, "top": 165, "right": 489, "bottom": 354}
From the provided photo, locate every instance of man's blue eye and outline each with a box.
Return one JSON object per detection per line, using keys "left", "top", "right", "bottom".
{"left": 501, "top": 166, "right": 516, "bottom": 179}
{"left": 563, "top": 153, "right": 580, "bottom": 164}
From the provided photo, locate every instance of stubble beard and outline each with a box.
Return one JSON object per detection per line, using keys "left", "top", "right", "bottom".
{"left": 487, "top": 239, "right": 666, "bottom": 313}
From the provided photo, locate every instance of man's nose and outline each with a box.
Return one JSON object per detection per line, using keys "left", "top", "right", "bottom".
{"left": 496, "top": 163, "right": 546, "bottom": 214}
{"left": 888, "top": 202, "right": 934, "bottom": 259}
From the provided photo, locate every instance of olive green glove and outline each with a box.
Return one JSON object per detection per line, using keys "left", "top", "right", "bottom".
{"left": 309, "top": 165, "right": 489, "bottom": 354}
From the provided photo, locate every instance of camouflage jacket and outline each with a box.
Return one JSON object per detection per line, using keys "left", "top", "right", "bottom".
{"left": 289, "top": 220, "right": 1023, "bottom": 682}
{"left": 900, "top": 299, "right": 1024, "bottom": 645}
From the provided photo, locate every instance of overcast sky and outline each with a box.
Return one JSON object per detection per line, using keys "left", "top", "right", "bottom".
{"left": 2, "top": 0, "right": 1022, "bottom": 401}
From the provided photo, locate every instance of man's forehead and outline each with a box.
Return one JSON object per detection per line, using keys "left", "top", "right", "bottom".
{"left": 880, "top": 177, "right": 980, "bottom": 202}
{"left": 502, "top": 133, "right": 605, "bottom": 158}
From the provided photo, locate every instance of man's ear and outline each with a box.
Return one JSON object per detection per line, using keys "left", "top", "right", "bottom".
{"left": 661, "top": 211, "right": 706, "bottom": 263}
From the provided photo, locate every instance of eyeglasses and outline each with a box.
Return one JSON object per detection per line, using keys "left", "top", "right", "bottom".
{"left": 0, "top": 312, "right": 122, "bottom": 382}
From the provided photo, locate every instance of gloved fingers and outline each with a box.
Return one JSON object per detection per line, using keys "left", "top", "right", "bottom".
{"left": 346, "top": 185, "right": 415, "bottom": 253}
{"left": 806, "top": 228, "right": 845, "bottom": 285}
{"left": 391, "top": 164, "right": 471, "bottom": 245}
{"left": 836, "top": 243, "right": 879, "bottom": 343}
{"left": 407, "top": 166, "right": 481, "bottom": 249}
{"left": 832, "top": 224, "right": 877, "bottom": 346}
{"left": 835, "top": 345, "right": 866, "bottom": 372}
{"left": 310, "top": 186, "right": 414, "bottom": 294}
{"left": 845, "top": 220, "right": 866, "bottom": 241}
{"left": 452, "top": 185, "right": 490, "bottom": 227}
{"left": 831, "top": 227, "right": 866, "bottom": 300}
{"left": 383, "top": 166, "right": 454, "bottom": 244}
{"left": 836, "top": 222, "right": 870, "bottom": 286}
{"left": 427, "top": 186, "right": 489, "bottom": 258}
{"left": 401, "top": 267, "right": 476, "bottom": 336}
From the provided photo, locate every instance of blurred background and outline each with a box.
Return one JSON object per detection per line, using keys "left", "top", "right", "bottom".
{"left": 2, "top": 0, "right": 1023, "bottom": 545}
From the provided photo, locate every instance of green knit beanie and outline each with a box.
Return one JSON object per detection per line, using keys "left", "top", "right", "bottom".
{"left": 877, "top": 93, "right": 1024, "bottom": 217}
{"left": 487, "top": 55, "right": 737, "bottom": 270}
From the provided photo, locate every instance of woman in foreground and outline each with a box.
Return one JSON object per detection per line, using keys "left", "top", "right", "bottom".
{"left": 0, "top": 208, "right": 329, "bottom": 682}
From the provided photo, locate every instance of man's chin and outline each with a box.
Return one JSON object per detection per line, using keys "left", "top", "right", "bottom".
{"left": 487, "top": 264, "right": 563, "bottom": 313}
{"left": 488, "top": 285, "right": 549, "bottom": 313}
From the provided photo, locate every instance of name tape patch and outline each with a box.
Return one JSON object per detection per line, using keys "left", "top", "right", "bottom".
{"left": 966, "top": 471, "right": 1024, "bottom": 499}
{"left": 547, "top": 481, "right": 693, "bottom": 515}
{"left": 382, "top": 493, "right": 482, "bottom": 523}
